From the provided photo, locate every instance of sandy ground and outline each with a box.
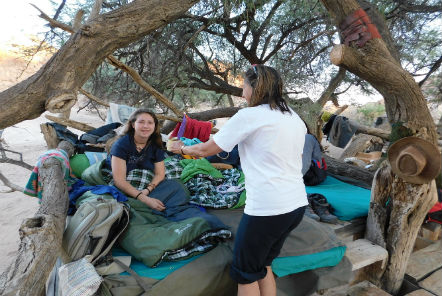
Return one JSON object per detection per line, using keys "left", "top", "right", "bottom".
{"left": 0, "top": 108, "right": 105, "bottom": 275}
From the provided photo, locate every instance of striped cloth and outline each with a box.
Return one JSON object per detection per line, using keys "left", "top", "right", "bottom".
{"left": 24, "top": 149, "right": 76, "bottom": 199}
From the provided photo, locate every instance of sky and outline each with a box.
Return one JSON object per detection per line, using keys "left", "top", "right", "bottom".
{"left": 0, "top": 1, "right": 54, "bottom": 47}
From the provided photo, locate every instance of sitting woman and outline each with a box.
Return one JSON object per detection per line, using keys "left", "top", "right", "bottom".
{"left": 105, "top": 109, "right": 231, "bottom": 268}
{"left": 106, "top": 108, "right": 166, "bottom": 211}
{"left": 302, "top": 125, "right": 327, "bottom": 186}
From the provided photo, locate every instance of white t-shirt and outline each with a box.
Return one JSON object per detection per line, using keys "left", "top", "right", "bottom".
{"left": 213, "top": 104, "right": 308, "bottom": 216}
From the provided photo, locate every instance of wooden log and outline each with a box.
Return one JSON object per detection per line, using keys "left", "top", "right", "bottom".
{"left": 40, "top": 123, "right": 59, "bottom": 149}
{"left": 0, "top": 142, "right": 72, "bottom": 295}
{"left": 345, "top": 239, "right": 388, "bottom": 272}
{"left": 45, "top": 114, "right": 95, "bottom": 132}
{"left": 404, "top": 290, "right": 435, "bottom": 296}
{"left": 355, "top": 124, "right": 390, "bottom": 141}
{"left": 345, "top": 280, "right": 391, "bottom": 296}
{"left": 340, "top": 134, "right": 384, "bottom": 161}
{"left": 323, "top": 154, "right": 375, "bottom": 187}
{"left": 421, "top": 222, "right": 442, "bottom": 241}
{"left": 418, "top": 269, "right": 442, "bottom": 296}
{"left": 406, "top": 240, "right": 442, "bottom": 282}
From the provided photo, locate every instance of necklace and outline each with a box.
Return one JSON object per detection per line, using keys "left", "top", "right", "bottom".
{"left": 135, "top": 141, "right": 146, "bottom": 152}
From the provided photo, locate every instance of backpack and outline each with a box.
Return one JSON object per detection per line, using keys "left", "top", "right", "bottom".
{"left": 62, "top": 198, "right": 130, "bottom": 265}
{"left": 303, "top": 158, "right": 327, "bottom": 186}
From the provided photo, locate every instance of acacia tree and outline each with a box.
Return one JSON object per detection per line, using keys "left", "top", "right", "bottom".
{"left": 0, "top": 0, "right": 199, "bottom": 129}
{"left": 320, "top": 0, "right": 439, "bottom": 294}
{"left": 0, "top": 0, "right": 441, "bottom": 294}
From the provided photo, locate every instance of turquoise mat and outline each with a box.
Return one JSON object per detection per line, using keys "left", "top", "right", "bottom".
{"left": 113, "top": 248, "right": 201, "bottom": 280}
{"left": 114, "top": 245, "right": 346, "bottom": 280}
{"left": 306, "top": 176, "right": 371, "bottom": 221}
{"left": 272, "top": 246, "right": 346, "bottom": 277}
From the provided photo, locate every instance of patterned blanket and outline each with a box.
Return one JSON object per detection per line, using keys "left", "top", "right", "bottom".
{"left": 24, "top": 149, "right": 76, "bottom": 199}
{"left": 185, "top": 169, "right": 245, "bottom": 208}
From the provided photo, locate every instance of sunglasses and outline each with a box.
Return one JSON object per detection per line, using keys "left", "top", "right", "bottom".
{"left": 251, "top": 64, "right": 258, "bottom": 76}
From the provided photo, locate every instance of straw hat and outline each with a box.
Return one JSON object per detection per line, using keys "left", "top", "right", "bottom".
{"left": 388, "top": 137, "right": 441, "bottom": 184}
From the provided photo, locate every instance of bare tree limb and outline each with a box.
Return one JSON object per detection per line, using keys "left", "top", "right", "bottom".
{"left": 88, "top": 0, "right": 104, "bottom": 22}
{"left": 79, "top": 88, "right": 110, "bottom": 107}
{"left": 72, "top": 9, "right": 85, "bottom": 31}
{"left": 106, "top": 56, "right": 184, "bottom": 117}
{"left": 45, "top": 114, "right": 95, "bottom": 132}
{"left": 31, "top": 4, "right": 74, "bottom": 33}
{"left": 0, "top": 171, "right": 24, "bottom": 192}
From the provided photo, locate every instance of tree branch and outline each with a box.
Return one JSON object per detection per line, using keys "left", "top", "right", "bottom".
{"left": 0, "top": 171, "right": 24, "bottom": 192}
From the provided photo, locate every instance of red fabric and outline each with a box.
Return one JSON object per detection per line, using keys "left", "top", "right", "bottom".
{"left": 428, "top": 201, "right": 442, "bottom": 224}
{"left": 171, "top": 116, "right": 212, "bottom": 142}
{"left": 339, "top": 8, "right": 381, "bottom": 47}
{"left": 429, "top": 202, "right": 442, "bottom": 214}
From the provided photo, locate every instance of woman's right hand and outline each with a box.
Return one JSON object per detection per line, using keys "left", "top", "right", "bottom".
{"left": 139, "top": 195, "right": 166, "bottom": 211}
{"left": 168, "top": 140, "right": 185, "bottom": 154}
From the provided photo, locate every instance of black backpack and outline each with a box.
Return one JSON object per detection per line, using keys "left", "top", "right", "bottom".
{"left": 303, "top": 158, "right": 327, "bottom": 186}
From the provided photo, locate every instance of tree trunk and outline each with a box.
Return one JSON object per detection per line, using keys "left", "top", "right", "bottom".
{"left": 0, "top": 0, "right": 198, "bottom": 129}
{"left": 0, "top": 159, "right": 69, "bottom": 295}
{"left": 320, "top": 0, "right": 439, "bottom": 293}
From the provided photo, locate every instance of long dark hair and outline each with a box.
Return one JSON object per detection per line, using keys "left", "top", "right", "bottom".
{"left": 244, "top": 65, "right": 291, "bottom": 113}
{"left": 106, "top": 108, "right": 163, "bottom": 152}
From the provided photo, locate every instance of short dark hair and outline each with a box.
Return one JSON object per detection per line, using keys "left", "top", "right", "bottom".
{"left": 244, "top": 65, "right": 291, "bottom": 113}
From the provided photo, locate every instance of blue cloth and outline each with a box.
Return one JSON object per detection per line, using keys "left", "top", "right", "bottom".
{"left": 302, "top": 134, "right": 322, "bottom": 175}
{"left": 230, "top": 207, "right": 305, "bottom": 284}
{"left": 68, "top": 179, "right": 128, "bottom": 214}
{"left": 106, "top": 134, "right": 165, "bottom": 172}
{"left": 272, "top": 246, "right": 346, "bottom": 277}
{"left": 150, "top": 179, "right": 226, "bottom": 230}
{"left": 206, "top": 145, "right": 241, "bottom": 169}
{"left": 112, "top": 247, "right": 201, "bottom": 280}
{"left": 112, "top": 245, "right": 346, "bottom": 280}
{"left": 180, "top": 137, "right": 202, "bottom": 146}
{"left": 85, "top": 122, "right": 122, "bottom": 137}
{"left": 85, "top": 152, "right": 107, "bottom": 165}
{"left": 306, "top": 176, "right": 371, "bottom": 220}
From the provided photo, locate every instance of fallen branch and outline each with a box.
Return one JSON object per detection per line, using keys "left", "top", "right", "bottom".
{"left": 0, "top": 171, "right": 24, "bottom": 192}
{"left": 323, "top": 154, "right": 374, "bottom": 188}
{"left": 355, "top": 124, "right": 390, "bottom": 141}
{"left": 45, "top": 114, "right": 95, "bottom": 132}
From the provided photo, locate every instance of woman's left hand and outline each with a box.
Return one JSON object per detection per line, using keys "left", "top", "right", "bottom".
{"left": 139, "top": 195, "right": 166, "bottom": 211}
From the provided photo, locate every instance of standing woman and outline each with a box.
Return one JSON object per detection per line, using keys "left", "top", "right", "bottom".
{"left": 169, "top": 65, "right": 307, "bottom": 296}
{"left": 108, "top": 109, "right": 166, "bottom": 211}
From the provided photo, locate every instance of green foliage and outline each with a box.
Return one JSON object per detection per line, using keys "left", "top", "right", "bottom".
{"left": 41, "top": 0, "right": 442, "bottom": 116}
{"left": 356, "top": 102, "right": 385, "bottom": 126}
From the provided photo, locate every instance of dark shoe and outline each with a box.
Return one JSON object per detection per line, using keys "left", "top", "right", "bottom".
{"left": 308, "top": 194, "right": 338, "bottom": 224}
{"left": 304, "top": 205, "right": 320, "bottom": 221}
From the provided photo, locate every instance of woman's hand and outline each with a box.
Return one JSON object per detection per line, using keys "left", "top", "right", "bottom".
{"left": 139, "top": 194, "right": 166, "bottom": 211}
{"left": 168, "top": 140, "right": 184, "bottom": 154}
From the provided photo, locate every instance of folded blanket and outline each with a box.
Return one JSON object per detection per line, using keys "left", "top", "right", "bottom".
{"left": 180, "top": 158, "right": 223, "bottom": 183}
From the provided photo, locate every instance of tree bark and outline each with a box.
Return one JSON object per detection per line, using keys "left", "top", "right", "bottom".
{"left": 161, "top": 107, "right": 241, "bottom": 134}
{"left": 323, "top": 154, "right": 374, "bottom": 188}
{"left": 0, "top": 0, "right": 198, "bottom": 129}
{"left": 0, "top": 156, "right": 70, "bottom": 295}
{"left": 45, "top": 114, "right": 95, "bottom": 132}
{"left": 320, "top": 1, "right": 439, "bottom": 293}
